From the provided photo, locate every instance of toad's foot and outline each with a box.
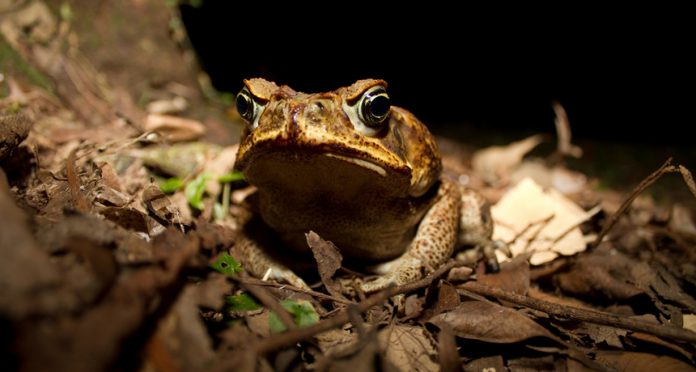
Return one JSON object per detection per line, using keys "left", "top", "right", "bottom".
{"left": 359, "top": 180, "right": 506, "bottom": 293}
{"left": 231, "top": 229, "right": 310, "bottom": 290}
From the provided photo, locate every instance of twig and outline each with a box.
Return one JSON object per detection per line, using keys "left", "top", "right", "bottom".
{"left": 252, "top": 260, "right": 459, "bottom": 355}
{"left": 460, "top": 281, "right": 696, "bottom": 344}
{"left": 236, "top": 273, "right": 297, "bottom": 331}
{"left": 237, "top": 277, "right": 352, "bottom": 305}
{"left": 591, "top": 158, "right": 674, "bottom": 248}
{"left": 552, "top": 101, "right": 582, "bottom": 158}
{"left": 678, "top": 165, "right": 696, "bottom": 200}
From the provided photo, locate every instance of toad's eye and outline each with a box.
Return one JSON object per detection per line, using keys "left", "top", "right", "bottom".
{"left": 236, "top": 87, "right": 263, "bottom": 128}
{"left": 358, "top": 86, "right": 391, "bottom": 127}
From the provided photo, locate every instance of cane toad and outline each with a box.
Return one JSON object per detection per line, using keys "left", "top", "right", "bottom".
{"left": 232, "top": 78, "right": 497, "bottom": 292}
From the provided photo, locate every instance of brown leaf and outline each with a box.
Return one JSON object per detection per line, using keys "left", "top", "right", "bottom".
{"left": 437, "top": 324, "right": 460, "bottom": 372}
{"left": 477, "top": 255, "right": 530, "bottom": 295}
{"left": 94, "top": 185, "right": 131, "bottom": 207}
{"left": 429, "top": 282, "right": 461, "bottom": 317}
{"left": 144, "top": 113, "right": 206, "bottom": 143}
{"left": 670, "top": 203, "right": 696, "bottom": 239}
{"left": 472, "top": 134, "right": 543, "bottom": 185}
{"left": 429, "top": 300, "right": 557, "bottom": 344}
{"left": 0, "top": 113, "right": 32, "bottom": 161}
{"left": 100, "top": 207, "right": 149, "bottom": 233}
{"left": 596, "top": 351, "right": 695, "bottom": 372}
{"left": 322, "top": 334, "right": 398, "bottom": 372}
{"left": 576, "top": 322, "right": 626, "bottom": 348}
{"left": 631, "top": 262, "right": 696, "bottom": 311}
{"left": 306, "top": 231, "right": 344, "bottom": 297}
{"left": 403, "top": 294, "right": 425, "bottom": 319}
{"left": 315, "top": 328, "right": 358, "bottom": 356}
{"left": 556, "top": 249, "right": 644, "bottom": 301}
{"left": 191, "top": 273, "right": 233, "bottom": 310}
{"left": 143, "top": 184, "right": 187, "bottom": 226}
{"left": 147, "top": 283, "right": 216, "bottom": 371}
{"left": 628, "top": 332, "right": 695, "bottom": 362}
{"left": 0, "top": 170, "right": 69, "bottom": 318}
{"left": 14, "top": 228, "right": 200, "bottom": 371}
{"left": 378, "top": 325, "right": 438, "bottom": 372}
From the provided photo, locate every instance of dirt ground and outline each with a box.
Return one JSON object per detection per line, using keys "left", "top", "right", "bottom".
{"left": 2, "top": 1, "right": 696, "bottom": 371}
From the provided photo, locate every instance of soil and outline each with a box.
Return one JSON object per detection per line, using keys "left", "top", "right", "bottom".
{"left": 1, "top": 2, "right": 695, "bottom": 371}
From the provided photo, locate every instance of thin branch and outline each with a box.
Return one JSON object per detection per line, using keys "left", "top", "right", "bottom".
{"left": 460, "top": 281, "right": 696, "bottom": 344}
{"left": 252, "top": 260, "right": 459, "bottom": 355}
{"left": 592, "top": 158, "right": 674, "bottom": 248}
{"left": 236, "top": 273, "right": 296, "bottom": 331}
{"left": 237, "top": 277, "right": 353, "bottom": 305}
{"left": 552, "top": 101, "right": 582, "bottom": 158}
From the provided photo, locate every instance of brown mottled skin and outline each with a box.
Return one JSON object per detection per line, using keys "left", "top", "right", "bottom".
{"left": 231, "top": 79, "right": 494, "bottom": 292}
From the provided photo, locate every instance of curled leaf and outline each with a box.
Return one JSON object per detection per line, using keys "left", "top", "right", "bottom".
{"left": 429, "top": 300, "right": 556, "bottom": 344}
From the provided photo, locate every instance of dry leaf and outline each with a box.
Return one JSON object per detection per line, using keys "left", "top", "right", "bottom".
{"left": 322, "top": 334, "right": 397, "bottom": 372}
{"left": 556, "top": 250, "right": 644, "bottom": 301}
{"left": 576, "top": 322, "right": 626, "bottom": 348}
{"left": 491, "top": 177, "right": 597, "bottom": 265}
{"left": 509, "top": 161, "right": 587, "bottom": 195}
{"left": 472, "top": 134, "right": 543, "bottom": 185}
{"left": 144, "top": 113, "right": 205, "bottom": 142}
{"left": 378, "top": 325, "right": 438, "bottom": 372}
{"left": 306, "top": 231, "right": 344, "bottom": 298}
{"left": 0, "top": 114, "right": 32, "bottom": 161}
{"left": 315, "top": 328, "right": 358, "bottom": 356}
{"left": 428, "top": 282, "right": 461, "bottom": 318}
{"left": 148, "top": 283, "right": 216, "bottom": 371}
{"left": 146, "top": 96, "right": 188, "bottom": 114}
{"left": 683, "top": 314, "right": 696, "bottom": 333}
{"left": 0, "top": 1, "right": 56, "bottom": 48}
{"left": 477, "top": 255, "right": 530, "bottom": 295}
{"left": 630, "top": 262, "right": 696, "bottom": 312}
{"left": 670, "top": 204, "right": 696, "bottom": 239}
{"left": 429, "top": 300, "right": 556, "bottom": 344}
{"left": 596, "top": 351, "right": 695, "bottom": 372}
{"left": 99, "top": 207, "right": 149, "bottom": 233}
{"left": 437, "top": 324, "right": 459, "bottom": 372}
{"left": 403, "top": 294, "right": 425, "bottom": 319}
{"left": 628, "top": 332, "right": 694, "bottom": 362}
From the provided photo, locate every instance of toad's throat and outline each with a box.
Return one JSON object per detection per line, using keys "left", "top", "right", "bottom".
{"left": 323, "top": 153, "right": 387, "bottom": 176}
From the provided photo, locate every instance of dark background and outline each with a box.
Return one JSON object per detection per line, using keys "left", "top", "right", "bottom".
{"left": 180, "top": 4, "right": 693, "bottom": 146}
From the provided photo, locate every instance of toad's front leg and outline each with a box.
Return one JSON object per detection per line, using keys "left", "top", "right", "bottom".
{"left": 360, "top": 180, "right": 461, "bottom": 293}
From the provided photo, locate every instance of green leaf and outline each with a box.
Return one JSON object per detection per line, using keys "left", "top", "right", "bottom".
{"left": 185, "top": 173, "right": 211, "bottom": 210}
{"left": 225, "top": 293, "right": 261, "bottom": 312}
{"left": 268, "top": 312, "right": 286, "bottom": 333}
{"left": 159, "top": 177, "right": 184, "bottom": 193}
{"left": 269, "top": 299, "right": 320, "bottom": 333}
{"left": 218, "top": 171, "right": 244, "bottom": 183}
{"left": 210, "top": 253, "right": 242, "bottom": 276}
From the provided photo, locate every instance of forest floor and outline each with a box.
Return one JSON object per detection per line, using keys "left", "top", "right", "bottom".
{"left": 2, "top": 1, "right": 696, "bottom": 371}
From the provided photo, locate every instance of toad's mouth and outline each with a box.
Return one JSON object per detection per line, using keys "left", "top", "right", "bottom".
{"left": 323, "top": 153, "right": 387, "bottom": 176}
